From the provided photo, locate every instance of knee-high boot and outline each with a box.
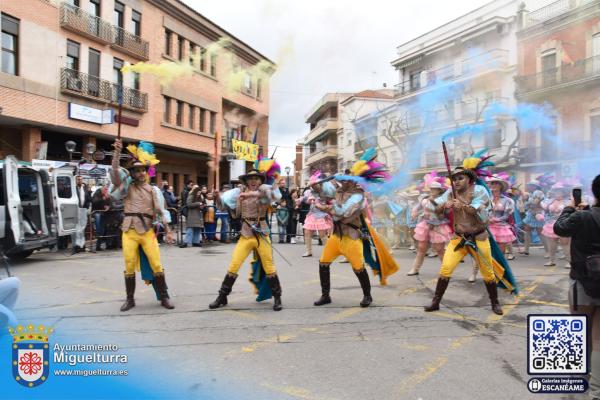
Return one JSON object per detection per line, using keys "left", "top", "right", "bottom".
{"left": 484, "top": 280, "right": 503, "bottom": 315}
{"left": 355, "top": 268, "right": 372, "bottom": 307}
{"left": 153, "top": 272, "right": 174, "bottom": 309}
{"left": 267, "top": 274, "right": 283, "bottom": 311}
{"left": 209, "top": 273, "right": 237, "bottom": 309}
{"left": 424, "top": 277, "right": 450, "bottom": 312}
{"left": 468, "top": 263, "right": 478, "bottom": 283}
{"left": 120, "top": 273, "right": 136, "bottom": 312}
{"left": 407, "top": 251, "right": 425, "bottom": 276}
{"left": 314, "top": 263, "right": 332, "bottom": 306}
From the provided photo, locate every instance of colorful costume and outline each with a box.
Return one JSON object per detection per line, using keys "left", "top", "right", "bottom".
{"left": 110, "top": 141, "right": 174, "bottom": 311}
{"left": 541, "top": 182, "right": 571, "bottom": 267}
{"left": 314, "top": 149, "right": 399, "bottom": 308}
{"left": 407, "top": 172, "right": 452, "bottom": 276}
{"left": 209, "top": 169, "right": 283, "bottom": 311}
{"left": 298, "top": 171, "right": 336, "bottom": 257}
{"left": 424, "top": 150, "right": 518, "bottom": 316}
{"left": 487, "top": 174, "right": 517, "bottom": 245}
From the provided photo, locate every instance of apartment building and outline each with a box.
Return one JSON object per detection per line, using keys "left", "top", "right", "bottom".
{"left": 0, "top": 0, "right": 273, "bottom": 191}
{"left": 515, "top": 0, "right": 600, "bottom": 180}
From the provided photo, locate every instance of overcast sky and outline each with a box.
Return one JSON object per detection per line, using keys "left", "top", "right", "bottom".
{"left": 183, "top": 0, "right": 501, "bottom": 171}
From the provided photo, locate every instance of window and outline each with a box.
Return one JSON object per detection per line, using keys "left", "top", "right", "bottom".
{"left": 1, "top": 14, "right": 19, "bottom": 75}
{"left": 132, "top": 10, "right": 141, "bottom": 36}
{"left": 210, "top": 53, "right": 217, "bottom": 77}
{"left": 243, "top": 73, "right": 252, "bottom": 94}
{"left": 177, "top": 36, "right": 184, "bottom": 61}
{"left": 163, "top": 96, "right": 171, "bottom": 123}
{"left": 165, "top": 29, "right": 172, "bottom": 56}
{"left": 189, "top": 43, "right": 196, "bottom": 66}
{"left": 88, "top": 48, "right": 100, "bottom": 96}
{"left": 88, "top": 0, "right": 100, "bottom": 17}
{"left": 199, "top": 108, "right": 206, "bottom": 132}
{"left": 189, "top": 104, "right": 195, "bottom": 129}
{"left": 257, "top": 78, "right": 262, "bottom": 99}
{"left": 210, "top": 111, "right": 216, "bottom": 134}
{"left": 176, "top": 100, "right": 183, "bottom": 126}
{"left": 66, "top": 40, "right": 80, "bottom": 71}
{"left": 409, "top": 71, "right": 421, "bottom": 90}
{"left": 541, "top": 50, "right": 557, "bottom": 87}
{"left": 200, "top": 47, "right": 206, "bottom": 71}
{"left": 132, "top": 72, "right": 140, "bottom": 91}
{"left": 114, "top": 1, "right": 124, "bottom": 28}
{"left": 113, "top": 57, "right": 123, "bottom": 85}
{"left": 56, "top": 176, "right": 73, "bottom": 199}
{"left": 540, "top": 116, "right": 557, "bottom": 160}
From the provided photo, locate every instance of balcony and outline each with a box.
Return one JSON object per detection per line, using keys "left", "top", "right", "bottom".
{"left": 394, "top": 49, "right": 509, "bottom": 98}
{"left": 60, "top": 3, "right": 149, "bottom": 60}
{"left": 60, "top": 68, "right": 148, "bottom": 112}
{"left": 111, "top": 26, "right": 149, "bottom": 60}
{"left": 460, "top": 97, "right": 509, "bottom": 120}
{"left": 305, "top": 145, "right": 337, "bottom": 166}
{"left": 305, "top": 118, "right": 339, "bottom": 144}
{"left": 516, "top": 56, "right": 600, "bottom": 97}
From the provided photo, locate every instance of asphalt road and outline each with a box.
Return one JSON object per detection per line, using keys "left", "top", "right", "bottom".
{"left": 7, "top": 239, "right": 575, "bottom": 400}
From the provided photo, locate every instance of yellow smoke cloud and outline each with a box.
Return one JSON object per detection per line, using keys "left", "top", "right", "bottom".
{"left": 121, "top": 60, "right": 194, "bottom": 85}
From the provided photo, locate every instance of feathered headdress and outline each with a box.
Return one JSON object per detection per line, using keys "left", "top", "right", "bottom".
{"left": 309, "top": 170, "right": 325, "bottom": 186}
{"left": 125, "top": 141, "right": 160, "bottom": 177}
{"left": 254, "top": 155, "right": 281, "bottom": 185}
{"left": 535, "top": 172, "right": 556, "bottom": 190}
{"left": 348, "top": 148, "right": 392, "bottom": 184}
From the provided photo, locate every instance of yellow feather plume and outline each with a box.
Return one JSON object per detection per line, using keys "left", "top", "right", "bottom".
{"left": 462, "top": 157, "right": 480, "bottom": 170}
{"left": 350, "top": 160, "right": 368, "bottom": 177}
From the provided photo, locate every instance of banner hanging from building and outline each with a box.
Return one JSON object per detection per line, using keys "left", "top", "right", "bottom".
{"left": 231, "top": 139, "right": 259, "bottom": 162}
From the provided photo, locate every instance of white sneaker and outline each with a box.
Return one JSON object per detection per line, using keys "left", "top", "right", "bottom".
{"left": 291, "top": 237, "right": 296, "bottom": 244}
{"left": 564, "top": 262, "right": 571, "bottom": 269}
{"left": 544, "top": 253, "right": 550, "bottom": 259}
{"left": 302, "top": 252, "right": 312, "bottom": 257}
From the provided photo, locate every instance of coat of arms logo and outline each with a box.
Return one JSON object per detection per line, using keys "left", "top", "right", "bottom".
{"left": 9, "top": 324, "right": 53, "bottom": 388}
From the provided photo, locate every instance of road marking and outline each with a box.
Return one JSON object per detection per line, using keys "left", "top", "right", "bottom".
{"left": 261, "top": 383, "right": 339, "bottom": 400}
{"left": 329, "top": 307, "right": 364, "bottom": 321}
{"left": 222, "top": 309, "right": 261, "bottom": 320}
{"left": 527, "top": 299, "right": 569, "bottom": 308}
{"left": 238, "top": 333, "right": 296, "bottom": 354}
{"left": 399, "top": 343, "right": 429, "bottom": 351}
{"left": 395, "top": 266, "right": 555, "bottom": 395}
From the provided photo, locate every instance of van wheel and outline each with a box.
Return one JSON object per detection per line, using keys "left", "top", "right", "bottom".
{"left": 9, "top": 250, "right": 33, "bottom": 261}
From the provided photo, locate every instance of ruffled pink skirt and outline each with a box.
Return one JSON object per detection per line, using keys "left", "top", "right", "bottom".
{"left": 542, "top": 221, "right": 558, "bottom": 240}
{"left": 303, "top": 214, "right": 333, "bottom": 231}
{"left": 489, "top": 224, "right": 516, "bottom": 244}
{"left": 413, "top": 221, "right": 452, "bottom": 244}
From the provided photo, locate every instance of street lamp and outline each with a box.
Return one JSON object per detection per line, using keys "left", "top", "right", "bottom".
{"left": 65, "top": 140, "right": 76, "bottom": 161}
{"left": 284, "top": 166, "right": 291, "bottom": 188}
{"left": 86, "top": 143, "right": 96, "bottom": 162}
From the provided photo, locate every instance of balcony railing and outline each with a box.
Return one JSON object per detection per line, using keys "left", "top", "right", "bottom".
{"left": 305, "top": 118, "right": 339, "bottom": 144}
{"left": 60, "top": 68, "right": 148, "bottom": 112}
{"left": 525, "top": 0, "right": 570, "bottom": 27}
{"left": 111, "top": 25, "right": 149, "bottom": 60}
{"left": 516, "top": 56, "right": 600, "bottom": 96}
{"left": 394, "top": 49, "right": 508, "bottom": 98}
{"left": 305, "top": 145, "right": 337, "bottom": 166}
{"left": 61, "top": 3, "right": 149, "bottom": 60}
{"left": 60, "top": 2, "right": 112, "bottom": 43}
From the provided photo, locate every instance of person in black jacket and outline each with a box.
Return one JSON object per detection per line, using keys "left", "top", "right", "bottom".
{"left": 554, "top": 174, "right": 600, "bottom": 385}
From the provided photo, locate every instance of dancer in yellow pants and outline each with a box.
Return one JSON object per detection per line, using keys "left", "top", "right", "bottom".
{"left": 111, "top": 139, "right": 175, "bottom": 312}
{"left": 209, "top": 169, "right": 284, "bottom": 311}
{"left": 425, "top": 154, "right": 504, "bottom": 316}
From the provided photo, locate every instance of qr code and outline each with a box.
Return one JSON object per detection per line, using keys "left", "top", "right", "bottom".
{"left": 528, "top": 315, "right": 587, "bottom": 375}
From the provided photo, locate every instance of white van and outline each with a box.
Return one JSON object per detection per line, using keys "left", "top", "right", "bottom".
{"left": 0, "top": 155, "right": 80, "bottom": 260}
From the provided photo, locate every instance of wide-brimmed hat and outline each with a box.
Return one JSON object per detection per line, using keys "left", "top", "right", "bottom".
{"left": 487, "top": 175, "right": 509, "bottom": 192}
{"left": 239, "top": 169, "right": 266, "bottom": 184}
{"left": 449, "top": 167, "right": 477, "bottom": 182}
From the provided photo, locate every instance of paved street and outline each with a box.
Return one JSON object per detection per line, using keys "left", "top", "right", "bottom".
{"left": 10, "top": 240, "right": 571, "bottom": 400}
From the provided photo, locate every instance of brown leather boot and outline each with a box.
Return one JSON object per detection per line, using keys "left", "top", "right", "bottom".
{"left": 267, "top": 274, "right": 283, "bottom": 311}
{"left": 153, "top": 272, "right": 174, "bottom": 309}
{"left": 209, "top": 273, "right": 237, "bottom": 309}
{"left": 484, "top": 280, "right": 503, "bottom": 315}
{"left": 120, "top": 274, "right": 136, "bottom": 312}
{"left": 424, "top": 277, "right": 450, "bottom": 312}
{"left": 355, "top": 268, "right": 372, "bottom": 307}
{"left": 314, "top": 263, "right": 332, "bottom": 306}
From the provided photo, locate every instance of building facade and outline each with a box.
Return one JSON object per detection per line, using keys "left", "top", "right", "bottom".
{"left": 0, "top": 0, "right": 273, "bottom": 194}
{"left": 301, "top": 92, "right": 351, "bottom": 184}
{"left": 515, "top": 0, "right": 600, "bottom": 181}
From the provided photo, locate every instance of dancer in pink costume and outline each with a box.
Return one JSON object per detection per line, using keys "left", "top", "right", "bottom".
{"left": 407, "top": 172, "right": 452, "bottom": 276}
{"left": 541, "top": 182, "right": 571, "bottom": 267}
{"left": 487, "top": 173, "right": 517, "bottom": 258}
{"left": 298, "top": 171, "right": 336, "bottom": 257}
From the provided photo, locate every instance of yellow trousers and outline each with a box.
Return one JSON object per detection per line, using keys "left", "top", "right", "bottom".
{"left": 122, "top": 229, "right": 163, "bottom": 275}
{"left": 228, "top": 235, "right": 276, "bottom": 275}
{"left": 439, "top": 237, "right": 495, "bottom": 282}
{"left": 320, "top": 234, "right": 364, "bottom": 272}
